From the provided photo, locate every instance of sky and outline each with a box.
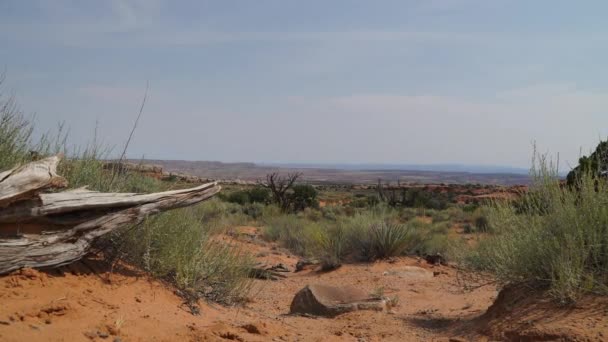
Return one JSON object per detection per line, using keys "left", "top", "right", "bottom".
{"left": 1, "top": 0, "right": 607, "bottom": 169}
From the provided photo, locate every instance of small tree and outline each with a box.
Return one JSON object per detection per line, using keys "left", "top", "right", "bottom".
{"left": 263, "top": 172, "right": 302, "bottom": 212}
{"left": 290, "top": 184, "right": 318, "bottom": 212}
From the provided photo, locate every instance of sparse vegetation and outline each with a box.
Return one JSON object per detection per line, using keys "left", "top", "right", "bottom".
{"left": 116, "top": 205, "right": 254, "bottom": 304}
{"left": 0, "top": 84, "right": 254, "bottom": 304}
{"left": 468, "top": 156, "right": 608, "bottom": 302}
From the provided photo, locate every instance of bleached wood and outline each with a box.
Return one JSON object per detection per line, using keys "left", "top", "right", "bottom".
{"left": 0, "top": 182, "right": 220, "bottom": 223}
{"left": 0, "top": 156, "right": 66, "bottom": 208}
{"left": 0, "top": 157, "right": 221, "bottom": 274}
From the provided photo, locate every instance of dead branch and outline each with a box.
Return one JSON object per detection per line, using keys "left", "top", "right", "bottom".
{"left": 0, "top": 155, "right": 220, "bottom": 274}
{"left": 262, "top": 172, "right": 301, "bottom": 212}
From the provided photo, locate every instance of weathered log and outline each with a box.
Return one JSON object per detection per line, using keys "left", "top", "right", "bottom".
{"left": 0, "top": 156, "right": 221, "bottom": 274}
{"left": 0, "top": 156, "right": 66, "bottom": 208}
{"left": 0, "top": 183, "right": 220, "bottom": 224}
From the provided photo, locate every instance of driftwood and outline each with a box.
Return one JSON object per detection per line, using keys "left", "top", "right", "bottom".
{"left": 0, "top": 156, "right": 221, "bottom": 274}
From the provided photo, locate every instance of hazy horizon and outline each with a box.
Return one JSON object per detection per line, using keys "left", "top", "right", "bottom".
{"left": 2, "top": 1, "right": 608, "bottom": 169}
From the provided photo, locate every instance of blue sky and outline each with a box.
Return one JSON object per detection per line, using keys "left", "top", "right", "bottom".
{"left": 1, "top": 1, "right": 607, "bottom": 169}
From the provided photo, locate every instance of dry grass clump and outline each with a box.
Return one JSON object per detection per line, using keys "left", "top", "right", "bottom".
{"left": 115, "top": 204, "right": 254, "bottom": 304}
{"left": 263, "top": 210, "right": 429, "bottom": 265}
{"left": 468, "top": 158, "right": 608, "bottom": 302}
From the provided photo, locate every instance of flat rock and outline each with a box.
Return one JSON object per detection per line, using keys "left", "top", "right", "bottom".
{"left": 289, "top": 284, "right": 386, "bottom": 317}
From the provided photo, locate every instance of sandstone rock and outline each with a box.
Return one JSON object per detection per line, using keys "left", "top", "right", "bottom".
{"left": 290, "top": 284, "right": 386, "bottom": 317}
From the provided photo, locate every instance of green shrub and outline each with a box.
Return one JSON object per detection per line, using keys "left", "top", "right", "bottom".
{"left": 263, "top": 215, "right": 314, "bottom": 256}
{"left": 290, "top": 184, "right": 319, "bottom": 212}
{"left": 248, "top": 186, "right": 271, "bottom": 204}
{"left": 474, "top": 214, "right": 490, "bottom": 232}
{"left": 116, "top": 204, "right": 254, "bottom": 304}
{"left": 307, "top": 223, "right": 348, "bottom": 269}
{"left": 566, "top": 140, "right": 608, "bottom": 187}
{"left": 402, "top": 188, "right": 449, "bottom": 210}
{"left": 369, "top": 222, "right": 415, "bottom": 259}
{"left": 429, "top": 209, "right": 451, "bottom": 223}
{"left": 242, "top": 202, "right": 265, "bottom": 220}
{"left": 343, "top": 212, "right": 416, "bottom": 260}
{"left": 226, "top": 190, "right": 251, "bottom": 205}
{"left": 349, "top": 197, "right": 369, "bottom": 208}
{"left": 469, "top": 161, "right": 608, "bottom": 302}
{"left": 321, "top": 206, "right": 340, "bottom": 221}
{"left": 0, "top": 84, "right": 37, "bottom": 170}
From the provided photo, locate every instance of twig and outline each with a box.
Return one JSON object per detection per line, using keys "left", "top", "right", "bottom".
{"left": 109, "top": 81, "right": 149, "bottom": 188}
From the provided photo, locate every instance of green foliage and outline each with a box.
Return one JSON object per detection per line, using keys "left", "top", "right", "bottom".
{"left": 474, "top": 214, "right": 490, "bottom": 233}
{"left": 226, "top": 190, "right": 251, "bottom": 205}
{"left": 242, "top": 202, "right": 265, "bottom": 220}
{"left": 224, "top": 187, "right": 271, "bottom": 206}
{"left": 290, "top": 184, "right": 319, "bottom": 212}
{"left": 116, "top": 204, "right": 254, "bottom": 304}
{"left": 307, "top": 223, "right": 348, "bottom": 269}
{"left": 367, "top": 222, "right": 416, "bottom": 259}
{"left": 0, "top": 82, "right": 39, "bottom": 170}
{"left": 248, "top": 186, "right": 271, "bottom": 204}
{"left": 566, "top": 140, "right": 608, "bottom": 186}
{"left": 263, "top": 209, "right": 420, "bottom": 262}
{"left": 348, "top": 195, "right": 379, "bottom": 208}
{"left": 469, "top": 160, "right": 608, "bottom": 302}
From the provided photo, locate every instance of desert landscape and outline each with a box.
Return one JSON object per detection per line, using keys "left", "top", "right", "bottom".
{"left": 1, "top": 151, "right": 608, "bottom": 341}
{"left": 2, "top": 1, "right": 608, "bottom": 341}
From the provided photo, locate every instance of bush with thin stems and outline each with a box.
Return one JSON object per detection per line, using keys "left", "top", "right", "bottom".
{"left": 468, "top": 154, "right": 608, "bottom": 302}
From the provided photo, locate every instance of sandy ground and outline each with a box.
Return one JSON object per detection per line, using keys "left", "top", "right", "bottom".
{"left": 1, "top": 226, "right": 607, "bottom": 342}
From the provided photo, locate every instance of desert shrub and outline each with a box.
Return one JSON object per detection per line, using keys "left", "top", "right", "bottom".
{"left": 197, "top": 199, "right": 249, "bottom": 230}
{"left": 290, "top": 184, "right": 319, "bottom": 212}
{"left": 349, "top": 196, "right": 369, "bottom": 208}
{"left": 445, "top": 206, "right": 468, "bottom": 223}
{"left": 307, "top": 222, "right": 348, "bottom": 269}
{"left": 367, "top": 195, "right": 380, "bottom": 207}
{"left": 369, "top": 222, "right": 416, "bottom": 259}
{"left": 301, "top": 207, "right": 323, "bottom": 221}
{"left": 402, "top": 188, "right": 449, "bottom": 210}
{"left": 224, "top": 187, "right": 271, "bottom": 206}
{"left": 468, "top": 159, "right": 608, "bottom": 302}
{"left": 399, "top": 207, "right": 420, "bottom": 221}
{"left": 344, "top": 212, "right": 416, "bottom": 260}
{"left": 116, "top": 204, "right": 254, "bottom": 304}
{"left": 0, "top": 80, "right": 40, "bottom": 169}
{"left": 417, "top": 233, "right": 450, "bottom": 256}
{"left": 474, "top": 214, "right": 490, "bottom": 232}
{"left": 226, "top": 190, "right": 251, "bottom": 205}
{"left": 345, "top": 194, "right": 379, "bottom": 209}
{"left": 242, "top": 202, "right": 265, "bottom": 220}
{"left": 263, "top": 215, "right": 315, "bottom": 256}
{"left": 429, "top": 209, "right": 451, "bottom": 223}
{"left": 321, "top": 206, "right": 340, "bottom": 221}
{"left": 260, "top": 204, "right": 282, "bottom": 222}
{"left": 248, "top": 186, "right": 271, "bottom": 204}
{"left": 566, "top": 140, "right": 608, "bottom": 187}
{"left": 462, "top": 203, "right": 479, "bottom": 213}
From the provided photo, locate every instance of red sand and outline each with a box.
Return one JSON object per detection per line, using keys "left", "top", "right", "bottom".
{"left": 1, "top": 226, "right": 606, "bottom": 341}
